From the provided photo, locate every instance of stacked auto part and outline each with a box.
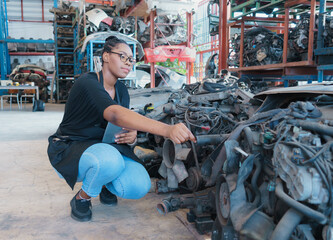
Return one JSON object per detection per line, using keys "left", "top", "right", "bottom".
{"left": 148, "top": 84, "right": 333, "bottom": 239}
{"left": 228, "top": 27, "right": 284, "bottom": 67}
{"left": 133, "top": 82, "right": 257, "bottom": 194}
{"left": 138, "top": 14, "right": 187, "bottom": 46}
{"left": 51, "top": 2, "right": 76, "bottom": 102}
{"left": 82, "top": 6, "right": 188, "bottom": 46}
{"left": 6, "top": 37, "right": 55, "bottom": 53}
{"left": 289, "top": 13, "right": 333, "bottom": 61}
{"left": 210, "top": 98, "right": 332, "bottom": 240}
{"left": 229, "top": 13, "right": 333, "bottom": 67}
{"left": 9, "top": 64, "right": 50, "bottom": 101}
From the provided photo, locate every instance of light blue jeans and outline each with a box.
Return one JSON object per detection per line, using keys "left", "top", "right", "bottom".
{"left": 76, "top": 143, "right": 151, "bottom": 199}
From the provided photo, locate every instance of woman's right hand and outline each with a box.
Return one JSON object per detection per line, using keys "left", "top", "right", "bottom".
{"left": 168, "top": 123, "right": 196, "bottom": 144}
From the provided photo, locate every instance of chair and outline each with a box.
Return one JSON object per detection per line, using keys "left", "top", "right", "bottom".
{"left": 20, "top": 89, "right": 35, "bottom": 110}
{"left": 0, "top": 89, "right": 21, "bottom": 110}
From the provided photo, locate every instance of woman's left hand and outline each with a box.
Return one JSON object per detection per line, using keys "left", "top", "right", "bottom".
{"left": 115, "top": 128, "right": 137, "bottom": 144}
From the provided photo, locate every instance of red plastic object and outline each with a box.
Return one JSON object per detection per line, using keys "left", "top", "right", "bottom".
{"left": 144, "top": 46, "right": 196, "bottom": 63}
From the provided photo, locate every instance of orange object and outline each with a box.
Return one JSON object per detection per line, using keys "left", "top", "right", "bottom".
{"left": 144, "top": 46, "right": 196, "bottom": 63}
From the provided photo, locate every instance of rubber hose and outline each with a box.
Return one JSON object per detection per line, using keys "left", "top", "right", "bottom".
{"left": 270, "top": 208, "right": 303, "bottom": 240}
{"left": 251, "top": 157, "right": 262, "bottom": 206}
{"left": 288, "top": 119, "right": 333, "bottom": 137}
{"left": 275, "top": 179, "right": 327, "bottom": 224}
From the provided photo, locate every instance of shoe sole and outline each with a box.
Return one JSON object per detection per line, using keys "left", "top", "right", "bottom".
{"left": 70, "top": 212, "right": 91, "bottom": 222}
{"left": 100, "top": 201, "right": 118, "bottom": 206}
{"left": 99, "top": 198, "right": 118, "bottom": 206}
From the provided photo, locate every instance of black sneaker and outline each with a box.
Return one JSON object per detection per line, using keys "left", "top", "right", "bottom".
{"left": 70, "top": 195, "right": 92, "bottom": 222}
{"left": 99, "top": 187, "right": 118, "bottom": 205}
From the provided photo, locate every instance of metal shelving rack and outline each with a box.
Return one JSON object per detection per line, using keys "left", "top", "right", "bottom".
{"left": 72, "top": 4, "right": 138, "bottom": 88}
{"left": 315, "top": 0, "right": 333, "bottom": 82}
{"left": 53, "top": 11, "right": 75, "bottom": 103}
{"left": 219, "top": 0, "right": 333, "bottom": 86}
{"left": 73, "top": 12, "right": 81, "bottom": 79}
{"left": 0, "top": 0, "right": 55, "bottom": 81}
{"left": 0, "top": 0, "right": 10, "bottom": 80}
{"left": 145, "top": 10, "right": 195, "bottom": 87}
{"left": 229, "top": 0, "right": 285, "bottom": 20}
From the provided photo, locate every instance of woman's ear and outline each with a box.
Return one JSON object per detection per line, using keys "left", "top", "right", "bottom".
{"left": 102, "top": 52, "right": 109, "bottom": 63}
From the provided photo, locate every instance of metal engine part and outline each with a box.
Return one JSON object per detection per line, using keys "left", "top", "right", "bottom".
{"left": 228, "top": 27, "right": 283, "bottom": 67}
{"left": 229, "top": 15, "right": 333, "bottom": 65}
{"left": 274, "top": 142, "right": 329, "bottom": 204}
{"left": 157, "top": 189, "right": 216, "bottom": 234}
{"left": 158, "top": 139, "right": 191, "bottom": 188}
{"left": 141, "top": 83, "right": 333, "bottom": 239}
{"left": 137, "top": 14, "right": 187, "bottom": 45}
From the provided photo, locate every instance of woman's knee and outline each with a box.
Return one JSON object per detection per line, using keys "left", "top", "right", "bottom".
{"left": 78, "top": 143, "right": 125, "bottom": 181}
{"left": 108, "top": 160, "right": 151, "bottom": 199}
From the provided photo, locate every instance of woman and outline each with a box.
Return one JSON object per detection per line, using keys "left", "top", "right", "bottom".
{"left": 47, "top": 36, "right": 195, "bottom": 222}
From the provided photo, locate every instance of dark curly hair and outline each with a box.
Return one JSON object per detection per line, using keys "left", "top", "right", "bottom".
{"left": 102, "top": 36, "right": 129, "bottom": 62}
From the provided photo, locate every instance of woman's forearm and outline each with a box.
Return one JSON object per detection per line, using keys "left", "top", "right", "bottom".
{"left": 104, "top": 105, "right": 171, "bottom": 138}
{"left": 104, "top": 105, "right": 196, "bottom": 144}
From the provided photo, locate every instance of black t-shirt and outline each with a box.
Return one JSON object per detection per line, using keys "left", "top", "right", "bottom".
{"left": 59, "top": 71, "right": 128, "bottom": 139}
{"left": 47, "top": 71, "right": 141, "bottom": 189}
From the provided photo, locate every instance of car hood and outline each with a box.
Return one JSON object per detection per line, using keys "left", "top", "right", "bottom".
{"left": 255, "top": 83, "right": 333, "bottom": 99}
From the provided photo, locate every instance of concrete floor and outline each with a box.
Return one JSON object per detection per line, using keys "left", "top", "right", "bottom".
{"left": 0, "top": 103, "right": 208, "bottom": 240}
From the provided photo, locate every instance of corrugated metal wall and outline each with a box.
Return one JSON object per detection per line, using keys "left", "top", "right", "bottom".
{"left": 7, "top": 0, "right": 54, "bottom": 39}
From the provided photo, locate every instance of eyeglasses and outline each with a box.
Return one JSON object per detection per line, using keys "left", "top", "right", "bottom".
{"left": 110, "top": 51, "right": 136, "bottom": 65}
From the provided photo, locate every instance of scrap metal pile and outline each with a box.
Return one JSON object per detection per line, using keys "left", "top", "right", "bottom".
{"left": 84, "top": 7, "right": 187, "bottom": 46}
{"left": 287, "top": 13, "right": 317, "bottom": 62}
{"left": 133, "top": 83, "right": 333, "bottom": 240}
{"left": 204, "top": 57, "right": 269, "bottom": 94}
{"left": 137, "top": 15, "right": 187, "bottom": 46}
{"left": 228, "top": 27, "right": 284, "bottom": 67}
{"left": 229, "top": 13, "right": 333, "bottom": 67}
{"left": 80, "top": 0, "right": 194, "bottom": 46}
{"left": 9, "top": 64, "right": 50, "bottom": 101}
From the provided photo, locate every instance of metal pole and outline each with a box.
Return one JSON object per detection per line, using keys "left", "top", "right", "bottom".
{"left": 218, "top": 0, "right": 228, "bottom": 71}
{"left": 240, "top": 20, "right": 244, "bottom": 67}
{"left": 317, "top": 0, "right": 326, "bottom": 50}
{"left": 317, "top": 0, "right": 327, "bottom": 82}
{"left": 308, "top": 0, "right": 316, "bottom": 64}
{"left": 4, "top": 0, "right": 8, "bottom": 36}
{"left": 282, "top": 8, "right": 289, "bottom": 64}
{"left": 21, "top": 0, "right": 24, "bottom": 21}
{"left": 42, "top": 0, "right": 45, "bottom": 22}
{"left": 150, "top": 10, "right": 155, "bottom": 88}
{"left": 186, "top": 12, "right": 193, "bottom": 84}
{"left": 0, "top": 0, "right": 9, "bottom": 80}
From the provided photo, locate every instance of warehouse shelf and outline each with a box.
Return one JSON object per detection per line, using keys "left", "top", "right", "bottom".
{"left": 58, "top": 51, "right": 74, "bottom": 54}
{"left": 53, "top": 10, "right": 75, "bottom": 103}
{"left": 55, "top": 20, "right": 73, "bottom": 25}
{"left": 57, "top": 47, "right": 74, "bottom": 50}
{"left": 9, "top": 52, "right": 54, "bottom": 56}
{"left": 220, "top": 0, "right": 332, "bottom": 86}
{"left": 57, "top": 36, "right": 74, "bottom": 40}
{"left": 314, "top": 0, "right": 333, "bottom": 81}
{"left": 230, "top": 0, "right": 285, "bottom": 20}
{"left": 145, "top": 10, "right": 195, "bottom": 87}
{"left": 71, "top": 4, "right": 139, "bottom": 88}
{"left": 58, "top": 74, "right": 74, "bottom": 77}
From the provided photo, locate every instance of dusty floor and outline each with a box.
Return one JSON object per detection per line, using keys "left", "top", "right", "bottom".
{"left": 0, "top": 103, "right": 209, "bottom": 240}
